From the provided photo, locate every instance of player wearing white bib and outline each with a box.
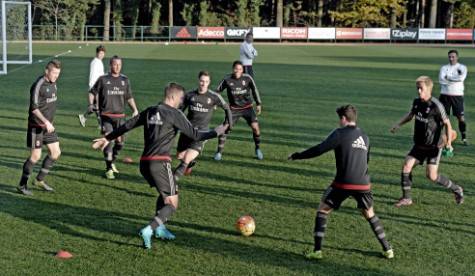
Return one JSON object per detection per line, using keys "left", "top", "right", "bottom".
{"left": 78, "top": 45, "right": 106, "bottom": 127}
{"left": 439, "top": 49, "right": 468, "bottom": 145}
{"left": 240, "top": 33, "right": 257, "bottom": 78}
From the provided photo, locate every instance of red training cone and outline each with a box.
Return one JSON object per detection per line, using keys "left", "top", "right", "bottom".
{"left": 55, "top": 250, "right": 73, "bottom": 259}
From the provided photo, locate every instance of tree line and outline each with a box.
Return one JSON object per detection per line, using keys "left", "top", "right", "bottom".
{"left": 29, "top": 0, "right": 475, "bottom": 40}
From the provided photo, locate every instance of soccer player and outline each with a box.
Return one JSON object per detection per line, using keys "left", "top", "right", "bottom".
{"left": 17, "top": 60, "right": 62, "bottom": 195}
{"left": 289, "top": 105, "right": 393, "bottom": 260}
{"left": 174, "top": 71, "right": 232, "bottom": 180}
{"left": 240, "top": 32, "right": 258, "bottom": 78}
{"left": 391, "top": 76, "right": 464, "bottom": 207}
{"left": 439, "top": 49, "right": 468, "bottom": 145}
{"left": 92, "top": 83, "right": 228, "bottom": 249}
{"left": 214, "top": 60, "right": 263, "bottom": 160}
{"left": 78, "top": 45, "right": 106, "bottom": 127}
{"left": 89, "top": 55, "right": 139, "bottom": 179}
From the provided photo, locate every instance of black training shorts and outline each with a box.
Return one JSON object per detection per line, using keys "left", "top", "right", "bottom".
{"left": 231, "top": 107, "right": 258, "bottom": 126}
{"left": 177, "top": 132, "right": 206, "bottom": 154}
{"left": 322, "top": 186, "right": 373, "bottom": 210}
{"left": 408, "top": 145, "right": 442, "bottom": 165}
{"left": 140, "top": 160, "right": 177, "bottom": 198}
{"left": 439, "top": 94, "right": 464, "bottom": 117}
{"left": 27, "top": 126, "right": 59, "bottom": 149}
{"left": 101, "top": 116, "right": 125, "bottom": 135}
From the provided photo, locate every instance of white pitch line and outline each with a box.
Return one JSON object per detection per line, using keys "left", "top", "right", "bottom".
{"left": 3, "top": 45, "right": 86, "bottom": 75}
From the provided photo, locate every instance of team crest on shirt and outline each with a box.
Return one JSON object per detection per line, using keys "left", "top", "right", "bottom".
{"left": 426, "top": 107, "right": 430, "bottom": 113}
{"left": 191, "top": 97, "right": 195, "bottom": 102}
{"left": 230, "top": 82, "right": 234, "bottom": 86}
{"left": 46, "top": 88, "right": 50, "bottom": 93}
{"left": 121, "top": 80, "right": 125, "bottom": 86}
{"left": 207, "top": 98, "right": 212, "bottom": 104}
{"left": 106, "top": 81, "right": 111, "bottom": 85}
{"left": 242, "top": 80, "right": 246, "bottom": 86}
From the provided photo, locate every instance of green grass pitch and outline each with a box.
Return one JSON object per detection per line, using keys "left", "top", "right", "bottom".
{"left": 0, "top": 43, "right": 474, "bottom": 275}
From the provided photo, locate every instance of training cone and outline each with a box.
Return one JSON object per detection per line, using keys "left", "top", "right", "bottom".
{"left": 55, "top": 250, "right": 73, "bottom": 259}
{"left": 123, "top": 156, "right": 133, "bottom": 164}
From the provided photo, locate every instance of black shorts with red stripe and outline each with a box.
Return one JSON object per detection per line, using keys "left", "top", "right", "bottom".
{"left": 230, "top": 106, "right": 258, "bottom": 126}
{"left": 27, "top": 125, "right": 59, "bottom": 149}
{"left": 140, "top": 155, "right": 177, "bottom": 198}
{"left": 100, "top": 115, "right": 125, "bottom": 135}
{"left": 322, "top": 183, "right": 373, "bottom": 210}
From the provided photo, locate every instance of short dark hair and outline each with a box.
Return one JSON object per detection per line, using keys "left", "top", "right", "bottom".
{"left": 245, "top": 32, "right": 253, "bottom": 38}
{"left": 46, "top": 59, "right": 61, "bottom": 70}
{"left": 198, "top": 70, "right": 210, "bottom": 79}
{"left": 110, "top": 55, "right": 121, "bottom": 64}
{"left": 96, "top": 45, "right": 106, "bottom": 53}
{"left": 336, "top": 105, "right": 357, "bottom": 122}
{"left": 232, "top": 60, "right": 243, "bottom": 68}
{"left": 164, "top": 82, "right": 185, "bottom": 99}
{"left": 448, "top": 49, "right": 458, "bottom": 56}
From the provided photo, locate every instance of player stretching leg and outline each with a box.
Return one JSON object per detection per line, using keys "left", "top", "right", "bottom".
{"left": 93, "top": 83, "right": 228, "bottom": 249}
{"left": 289, "top": 105, "right": 393, "bottom": 260}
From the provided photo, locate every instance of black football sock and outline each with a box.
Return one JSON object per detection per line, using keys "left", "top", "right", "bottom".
{"left": 150, "top": 205, "right": 176, "bottom": 230}
{"left": 19, "top": 159, "right": 35, "bottom": 186}
{"left": 436, "top": 175, "right": 460, "bottom": 192}
{"left": 459, "top": 121, "right": 466, "bottom": 140}
{"left": 217, "top": 135, "right": 226, "bottom": 154}
{"left": 103, "top": 143, "right": 113, "bottom": 170}
{"left": 401, "top": 172, "right": 412, "bottom": 199}
{"left": 112, "top": 142, "right": 124, "bottom": 161}
{"left": 367, "top": 215, "right": 391, "bottom": 251}
{"left": 313, "top": 211, "right": 328, "bottom": 251}
{"left": 36, "top": 155, "right": 55, "bottom": 181}
{"left": 253, "top": 132, "right": 261, "bottom": 150}
{"left": 174, "top": 161, "right": 188, "bottom": 178}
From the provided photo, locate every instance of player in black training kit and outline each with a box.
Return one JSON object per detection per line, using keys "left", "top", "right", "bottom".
{"left": 391, "top": 76, "right": 464, "bottom": 207}
{"left": 174, "top": 71, "right": 232, "bottom": 179}
{"left": 214, "top": 60, "right": 263, "bottom": 160}
{"left": 289, "top": 105, "right": 394, "bottom": 260}
{"left": 89, "top": 55, "right": 139, "bottom": 179}
{"left": 92, "top": 83, "right": 228, "bottom": 249}
{"left": 18, "top": 60, "right": 62, "bottom": 195}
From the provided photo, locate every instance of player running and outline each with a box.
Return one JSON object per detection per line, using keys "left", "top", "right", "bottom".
{"left": 214, "top": 60, "right": 263, "bottom": 160}
{"left": 174, "top": 71, "right": 232, "bottom": 180}
{"left": 78, "top": 45, "right": 106, "bottom": 128}
{"left": 391, "top": 76, "right": 464, "bottom": 207}
{"left": 92, "top": 83, "right": 228, "bottom": 249}
{"left": 17, "top": 60, "right": 62, "bottom": 195}
{"left": 289, "top": 105, "right": 394, "bottom": 260}
{"left": 89, "top": 55, "right": 139, "bottom": 179}
{"left": 439, "top": 49, "right": 468, "bottom": 145}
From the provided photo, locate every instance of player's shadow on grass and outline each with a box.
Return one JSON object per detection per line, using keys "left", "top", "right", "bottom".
{"left": 0, "top": 184, "right": 146, "bottom": 248}
{"left": 225, "top": 131, "right": 309, "bottom": 148}
{"left": 171, "top": 220, "right": 310, "bottom": 246}
{"left": 167, "top": 223, "right": 401, "bottom": 275}
{"left": 0, "top": 113, "right": 26, "bottom": 121}
{"left": 185, "top": 182, "right": 318, "bottom": 209}
{"left": 338, "top": 206, "right": 475, "bottom": 235}
{"left": 193, "top": 169, "right": 325, "bottom": 194}
{"left": 202, "top": 157, "right": 334, "bottom": 178}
